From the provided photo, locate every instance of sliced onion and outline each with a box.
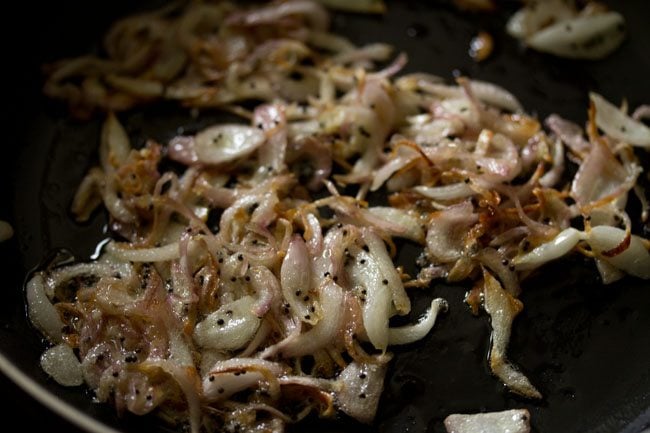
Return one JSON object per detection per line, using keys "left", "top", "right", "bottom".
{"left": 388, "top": 298, "right": 447, "bottom": 345}
{"left": 106, "top": 241, "right": 180, "bottom": 262}
{"left": 193, "top": 296, "right": 261, "bottom": 351}
{"left": 506, "top": 0, "right": 575, "bottom": 39}
{"left": 513, "top": 228, "right": 585, "bottom": 271}
{"left": 202, "top": 358, "right": 286, "bottom": 401}
{"left": 483, "top": 269, "right": 541, "bottom": 399}
{"left": 40, "top": 343, "right": 83, "bottom": 386}
{"left": 414, "top": 183, "right": 475, "bottom": 201}
{"left": 249, "top": 266, "right": 281, "bottom": 317}
{"left": 228, "top": 0, "right": 329, "bottom": 32}
{"left": 426, "top": 202, "right": 478, "bottom": 264}
{"left": 444, "top": 409, "right": 531, "bottom": 433}
{"left": 194, "top": 124, "right": 265, "bottom": 165}
{"left": 26, "top": 274, "right": 63, "bottom": 343}
{"left": 349, "top": 250, "right": 391, "bottom": 351}
{"left": 545, "top": 114, "right": 590, "bottom": 157}
{"left": 274, "top": 280, "right": 344, "bottom": 358}
{"left": 526, "top": 13, "right": 625, "bottom": 60}
{"left": 281, "top": 235, "right": 317, "bottom": 324}
{"left": 367, "top": 207, "right": 425, "bottom": 243}
{"left": 100, "top": 112, "right": 130, "bottom": 172}
{"left": 588, "top": 226, "right": 650, "bottom": 279}
{"left": 362, "top": 228, "right": 411, "bottom": 314}
{"left": 334, "top": 361, "right": 387, "bottom": 424}
{"left": 590, "top": 92, "right": 650, "bottom": 147}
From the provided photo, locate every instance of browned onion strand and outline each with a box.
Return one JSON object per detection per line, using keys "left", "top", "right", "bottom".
{"left": 27, "top": 1, "right": 650, "bottom": 432}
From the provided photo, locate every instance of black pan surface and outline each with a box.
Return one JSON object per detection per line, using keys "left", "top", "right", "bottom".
{"left": 2, "top": 1, "right": 650, "bottom": 432}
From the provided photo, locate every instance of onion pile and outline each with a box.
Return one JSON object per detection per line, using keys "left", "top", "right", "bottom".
{"left": 30, "top": 1, "right": 649, "bottom": 432}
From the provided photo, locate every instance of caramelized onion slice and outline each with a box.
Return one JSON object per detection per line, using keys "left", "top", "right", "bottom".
{"left": 483, "top": 269, "right": 541, "bottom": 399}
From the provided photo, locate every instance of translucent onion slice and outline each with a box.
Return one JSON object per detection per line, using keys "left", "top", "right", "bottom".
{"left": 388, "top": 298, "right": 447, "bottom": 345}
{"left": 444, "top": 409, "right": 531, "bottom": 433}
{"left": 588, "top": 226, "right": 650, "bottom": 279}
{"left": 513, "top": 228, "right": 585, "bottom": 271}
{"left": 362, "top": 228, "right": 411, "bottom": 314}
{"left": 335, "top": 361, "right": 387, "bottom": 424}
{"left": 193, "top": 296, "right": 261, "bottom": 351}
{"left": 274, "top": 280, "right": 345, "bottom": 358}
{"left": 526, "top": 13, "right": 625, "bottom": 60}
{"left": 590, "top": 92, "right": 650, "bottom": 147}
{"left": 483, "top": 269, "right": 541, "bottom": 399}
{"left": 40, "top": 343, "right": 83, "bottom": 387}
{"left": 194, "top": 124, "right": 266, "bottom": 165}
{"left": 280, "top": 235, "right": 318, "bottom": 324}
{"left": 26, "top": 274, "right": 64, "bottom": 343}
{"left": 367, "top": 207, "right": 425, "bottom": 243}
{"left": 202, "top": 358, "right": 286, "bottom": 401}
{"left": 349, "top": 250, "right": 391, "bottom": 351}
{"left": 106, "top": 241, "right": 180, "bottom": 262}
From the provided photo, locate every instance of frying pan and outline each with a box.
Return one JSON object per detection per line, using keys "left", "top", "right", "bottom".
{"left": 2, "top": 1, "right": 649, "bottom": 432}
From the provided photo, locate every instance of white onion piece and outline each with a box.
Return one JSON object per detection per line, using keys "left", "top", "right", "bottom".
{"left": 335, "top": 361, "right": 387, "bottom": 424}
{"left": 281, "top": 235, "right": 318, "bottom": 324}
{"left": 419, "top": 81, "right": 522, "bottom": 112}
{"left": 414, "top": 183, "right": 475, "bottom": 201}
{"left": 274, "top": 280, "right": 344, "bottom": 358}
{"left": 349, "top": 250, "right": 391, "bottom": 351}
{"left": 513, "top": 228, "right": 585, "bottom": 271}
{"left": 388, "top": 298, "right": 447, "bottom": 345}
{"left": 546, "top": 114, "right": 591, "bottom": 157}
{"left": 26, "top": 274, "right": 63, "bottom": 343}
{"left": 370, "top": 147, "right": 418, "bottom": 191}
{"left": 106, "top": 241, "right": 180, "bottom": 262}
{"left": 426, "top": 202, "right": 478, "bottom": 264}
{"left": 570, "top": 136, "right": 632, "bottom": 208}
{"left": 46, "top": 261, "right": 133, "bottom": 297}
{"left": 203, "top": 358, "right": 285, "bottom": 401}
{"left": 468, "top": 80, "right": 523, "bottom": 113}
{"left": 506, "top": 0, "right": 575, "bottom": 39}
{"left": 590, "top": 92, "right": 650, "bottom": 147}
{"left": 100, "top": 112, "right": 130, "bottom": 172}
{"left": 483, "top": 270, "right": 541, "bottom": 399}
{"left": 141, "top": 360, "right": 202, "bottom": 433}
{"left": 588, "top": 226, "right": 650, "bottom": 279}
{"left": 0, "top": 220, "right": 13, "bottom": 242}
{"left": 444, "top": 409, "right": 531, "bottom": 433}
{"left": 527, "top": 13, "right": 625, "bottom": 60}
{"left": 362, "top": 228, "right": 411, "bottom": 315}
{"left": 194, "top": 125, "right": 265, "bottom": 165}
{"left": 249, "top": 266, "right": 281, "bottom": 317}
{"left": 193, "top": 296, "right": 261, "bottom": 350}
{"left": 367, "top": 207, "right": 424, "bottom": 243}
{"left": 40, "top": 343, "right": 83, "bottom": 387}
